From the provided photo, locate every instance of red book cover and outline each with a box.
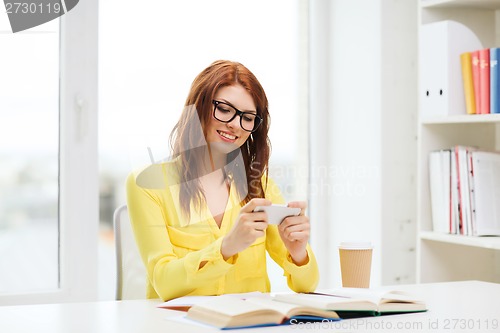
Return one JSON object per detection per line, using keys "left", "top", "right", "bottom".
{"left": 471, "top": 50, "right": 481, "bottom": 114}
{"left": 454, "top": 146, "right": 463, "bottom": 235}
{"left": 479, "top": 48, "right": 490, "bottom": 114}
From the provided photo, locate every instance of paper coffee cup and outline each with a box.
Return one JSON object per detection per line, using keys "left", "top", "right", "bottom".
{"left": 339, "top": 242, "right": 373, "bottom": 288}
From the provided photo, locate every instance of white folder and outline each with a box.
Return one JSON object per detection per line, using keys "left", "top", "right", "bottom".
{"left": 470, "top": 151, "right": 500, "bottom": 236}
{"left": 429, "top": 150, "right": 451, "bottom": 233}
{"left": 419, "top": 20, "right": 482, "bottom": 119}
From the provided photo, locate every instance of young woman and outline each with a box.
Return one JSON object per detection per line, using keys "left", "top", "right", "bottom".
{"left": 126, "top": 60, "right": 319, "bottom": 301}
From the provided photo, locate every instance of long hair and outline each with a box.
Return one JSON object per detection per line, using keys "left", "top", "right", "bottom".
{"left": 169, "top": 60, "right": 271, "bottom": 219}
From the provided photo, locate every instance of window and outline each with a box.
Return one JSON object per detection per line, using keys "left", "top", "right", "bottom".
{"left": 0, "top": 19, "right": 60, "bottom": 295}
{"left": 0, "top": 2, "right": 98, "bottom": 304}
{"left": 99, "top": 0, "right": 308, "bottom": 296}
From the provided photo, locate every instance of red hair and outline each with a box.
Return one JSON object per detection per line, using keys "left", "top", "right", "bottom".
{"left": 169, "top": 60, "right": 271, "bottom": 218}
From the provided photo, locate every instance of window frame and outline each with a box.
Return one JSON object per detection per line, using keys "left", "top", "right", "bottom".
{"left": 0, "top": 0, "right": 99, "bottom": 305}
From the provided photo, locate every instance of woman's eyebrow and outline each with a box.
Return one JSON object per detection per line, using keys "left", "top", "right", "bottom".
{"left": 216, "top": 98, "right": 257, "bottom": 114}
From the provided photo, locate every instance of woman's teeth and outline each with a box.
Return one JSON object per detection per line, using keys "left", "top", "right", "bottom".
{"left": 218, "top": 131, "right": 236, "bottom": 140}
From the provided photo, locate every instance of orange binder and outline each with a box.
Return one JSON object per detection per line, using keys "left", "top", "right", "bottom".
{"left": 460, "top": 52, "right": 476, "bottom": 114}
{"left": 471, "top": 50, "right": 481, "bottom": 114}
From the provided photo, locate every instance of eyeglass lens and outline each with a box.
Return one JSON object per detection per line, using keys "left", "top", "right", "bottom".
{"left": 214, "top": 102, "right": 260, "bottom": 132}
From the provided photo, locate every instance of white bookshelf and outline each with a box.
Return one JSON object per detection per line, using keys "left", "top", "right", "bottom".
{"left": 417, "top": 0, "right": 500, "bottom": 283}
{"left": 421, "top": 0, "right": 500, "bottom": 10}
{"left": 420, "top": 231, "right": 500, "bottom": 250}
{"left": 421, "top": 113, "right": 500, "bottom": 124}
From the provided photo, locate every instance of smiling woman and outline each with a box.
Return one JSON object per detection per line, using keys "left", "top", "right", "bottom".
{"left": 98, "top": 0, "right": 309, "bottom": 299}
{"left": 126, "top": 60, "right": 318, "bottom": 301}
{"left": 168, "top": 61, "right": 271, "bottom": 222}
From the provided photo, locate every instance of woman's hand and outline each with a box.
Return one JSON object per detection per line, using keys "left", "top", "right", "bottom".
{"left": 220, "top": 198, "right": 272, "bottom": 260}
{"left": 278, "top": 201, "right": 310, "bottom": 266}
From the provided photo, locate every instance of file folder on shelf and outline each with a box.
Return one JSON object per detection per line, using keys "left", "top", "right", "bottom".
{"left": 419, "top": 20, "right": 482, "bottom": 119}
{"left": 429, "top": 150, "right": 451, "bottom": 234}
{"left": 470, "top": 151, "right": 500, "bottom": 236}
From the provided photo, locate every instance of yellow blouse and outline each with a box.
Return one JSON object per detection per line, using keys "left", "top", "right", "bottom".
{"left": 126, "top": 160, "right": 319, "bottom": 301}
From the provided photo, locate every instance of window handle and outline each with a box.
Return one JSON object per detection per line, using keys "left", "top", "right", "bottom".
{"left": 75, "top": 95, "right": 88, "bottom": 141}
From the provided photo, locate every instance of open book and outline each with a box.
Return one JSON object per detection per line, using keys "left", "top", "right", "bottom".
{"left": 157, "top": 291, "right": 266, "bottom": 311}
{"left": 185, "top": 296, "right": 340, "bottom": 329}
{"left": 274, "top": 288, "right": 427, "bottom": 316}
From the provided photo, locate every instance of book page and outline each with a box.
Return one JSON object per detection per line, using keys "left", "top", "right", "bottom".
{"left": 275, "top": 290, "right": 425, "bottom": 313}
{"left": 186, "top": 297, "right": 285, "bottom": 329}
{"left": 246, "top": 297, "right": 305, "bottom": 315}
{"left": 314, "top": 288, "right": 422, "bottom": 304}
{"left": 274, "top": 292, "right": 377, "bottom": 311}
{"left": 315, "top": 288, "right": 389, "bottom": 303}
{"left": 157, "top": 291, "right": 268, "bottom": 310}
{"left": 190, "top": 297, "right": 279, "bottom": 317}
{"left": 247, "top": 297, "right": 340, "bottom": 319}
{"left": 379, "top": 291, "right": 425, "bottom": 304}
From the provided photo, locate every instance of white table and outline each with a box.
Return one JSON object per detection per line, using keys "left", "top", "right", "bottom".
{"left": 0, "top": 281, "right": 499, "bottom": 332}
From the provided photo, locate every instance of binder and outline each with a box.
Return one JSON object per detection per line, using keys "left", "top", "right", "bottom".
{"left": 478, "top": 49, "right": 490, "bottom": 114}
{"left": 460, "top": 52, "right": 476, "bottom": 114}
{"left": 450, "top": 150, "right": 459, "bottom": 234}
{"left": 455, "top": 146, "right": 471, "bottom": 235}
{"left": 469, "top": 151, "right": 500, "bottom": 236}
{"left": 467, "top": 150, "right": 477, "bottom": 236}
{"left": 490, "top": 48, "right": 500, "bottom": 114}
{"left": 419, "top": 21, "right": 482, "bottom": 118}
{"left": 471, "top": 50, "right": 481, "bottom": 114}
{"left": 429, "top": 150, "right": 451, "bottom": 233}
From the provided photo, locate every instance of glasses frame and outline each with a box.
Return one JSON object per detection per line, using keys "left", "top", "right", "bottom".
{"left": 212, "top": 100, "right": 263, "bottom": 133}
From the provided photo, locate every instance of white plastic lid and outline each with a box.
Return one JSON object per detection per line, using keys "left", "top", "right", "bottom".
{"left": 339, "top": 242, "right": 373, "bottom": 249}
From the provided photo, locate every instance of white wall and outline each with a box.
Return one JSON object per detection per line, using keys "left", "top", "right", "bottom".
{"left": 310, "top": 0, "right": 417, "bottom": 288}
{"left": 380, "top": 0, "right": 418, "bottom": 285}
{"left": 329, "top": 0, "right": 383, "bottom": 287}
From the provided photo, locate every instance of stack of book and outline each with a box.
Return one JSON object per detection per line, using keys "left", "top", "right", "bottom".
{"left": 429, "top": 146, "right": 500, "bottom": 236}
{"left": 461, "top": 48, "right": 500, "bottom": 115}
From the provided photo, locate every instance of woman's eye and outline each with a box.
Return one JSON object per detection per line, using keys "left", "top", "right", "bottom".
{"left": 217, "top": 106, "right": 232, "bottom": 113}
{"left": 243, "top": 116, "right": 254, "bottom": 122}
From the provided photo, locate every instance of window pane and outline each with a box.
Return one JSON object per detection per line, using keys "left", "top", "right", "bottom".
{"left": 99, "top": 0, "right": 307, "bottom": 297}
{"left": 0, "top": 19, "right": 60, "bottom": 294}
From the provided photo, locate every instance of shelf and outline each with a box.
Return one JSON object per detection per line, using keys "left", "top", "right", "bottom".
{"left": 421, "top": 0, "right": 500, "bottom": 10}
{"left": 421, "top": 113, "right": 500, "bottom": 125}
{"left": 419, "top": 231, "right": 500, "bottom": 250}
{"left": 418, "top": 0, "right": 500, "bottom": 284}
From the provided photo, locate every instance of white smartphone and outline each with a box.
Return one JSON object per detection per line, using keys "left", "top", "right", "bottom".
{"left": 253, "top": 204, "right": 301, "bottom": 225}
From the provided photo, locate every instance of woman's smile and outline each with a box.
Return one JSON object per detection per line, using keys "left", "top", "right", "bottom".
{"left": 217, "top": 130, "right": 238, "bottom": 142}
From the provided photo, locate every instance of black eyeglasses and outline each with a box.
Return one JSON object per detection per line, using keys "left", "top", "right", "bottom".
{"left": 212, "top": 100, "right": 263, "bottom": 132}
